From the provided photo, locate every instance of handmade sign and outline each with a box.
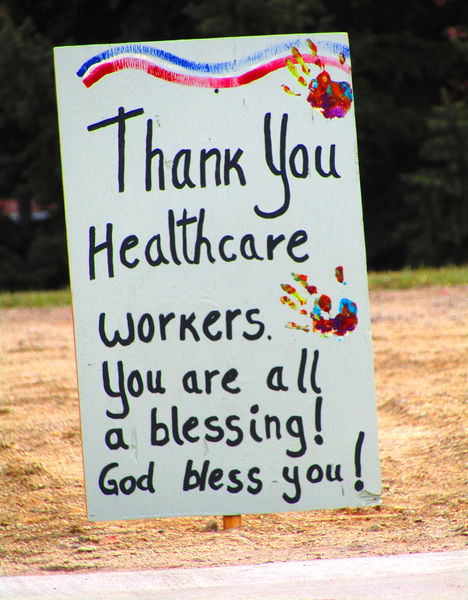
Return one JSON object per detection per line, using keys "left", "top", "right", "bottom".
{"left": 54, "top": 33, "right": 381, "bottom": 521}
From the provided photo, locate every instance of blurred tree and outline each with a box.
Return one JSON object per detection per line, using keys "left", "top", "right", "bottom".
{"left": 0, "top": 7, "right": 67, "bottom": 289}
{"left": 399, "top": 102, "right": 468, "bottom": 265}
{"left": 328, "top": 0, "right": 468, "bottom": 268}
{"left": 0, "top": 0, "right": 466, "bottom": 289}
{"left": 398, "top": 24, "right": 468, "bottom": 266}
{"left": 0, "top": 13, "right": 61, "bottom": 210}
{"left": 182, "top": 0, "right": 332, "bottom": 37}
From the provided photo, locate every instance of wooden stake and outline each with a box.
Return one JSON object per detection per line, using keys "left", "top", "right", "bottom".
{"left": 223, "top": 514, "right": 242, "bottom": 529}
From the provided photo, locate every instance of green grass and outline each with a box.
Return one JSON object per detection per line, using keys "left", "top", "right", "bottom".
{"left": 0, "top": 288, "right": 71, "bottom": 309}
{"left": 0, "top": 265, "right": 466, "bottom": 308}
{"left": 367, "top": 264, "right": 468, "bottom": 290}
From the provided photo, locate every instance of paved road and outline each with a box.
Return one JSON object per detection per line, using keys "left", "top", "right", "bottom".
{"left": 1, "top": 550, "right": 466, "bottom": 600}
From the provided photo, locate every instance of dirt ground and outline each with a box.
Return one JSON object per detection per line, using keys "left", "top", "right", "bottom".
{"left": 0, "top": 286, "right": 466, "bottom": 576}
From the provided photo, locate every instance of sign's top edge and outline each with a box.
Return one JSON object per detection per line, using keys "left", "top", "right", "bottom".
{"left": 53, "top": 32, "right": 350, "bottom": 52}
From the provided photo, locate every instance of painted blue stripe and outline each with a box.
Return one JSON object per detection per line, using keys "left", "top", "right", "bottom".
{"left": 76, "top": 38, "right": 351, "bottom": 78}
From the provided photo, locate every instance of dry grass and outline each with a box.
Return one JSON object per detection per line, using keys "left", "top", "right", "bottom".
{"left": 0, "top": 286, "right": 467, "bottom": 575}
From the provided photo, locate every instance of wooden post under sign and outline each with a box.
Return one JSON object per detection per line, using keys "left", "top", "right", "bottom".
{"left": 223, "top": 515, "right": 242, "bottom": 529}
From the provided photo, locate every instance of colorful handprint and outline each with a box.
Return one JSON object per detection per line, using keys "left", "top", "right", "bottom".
{"left": 281, "top": 40, "right": 353, "bottom": 119}
{"left": 281, "top": 268, "right": 358, "bottom": 337}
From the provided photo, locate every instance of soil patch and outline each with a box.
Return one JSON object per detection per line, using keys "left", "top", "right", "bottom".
{"left": 0, "top": 286, "right": 466, "bottom": 575}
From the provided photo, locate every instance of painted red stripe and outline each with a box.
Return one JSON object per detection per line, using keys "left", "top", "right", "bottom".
{"left": 82, "top": 55, "right": 350, "bottom": 88}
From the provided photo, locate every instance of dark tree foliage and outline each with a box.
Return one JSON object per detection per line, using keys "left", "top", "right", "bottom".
{"left": 398, "top": 100, "right": 468, "bottom": 266}
{"left": 0, "top": 0, "right": 466, "bottom": 289}
{"left": 397, "top": 26, "right": 468, "bottom": 266}
{"left": 331, "top": 0, "right": 468, "bottom": 268}
{"left": 182, "top": 0, "right": 333, "bottom": 37}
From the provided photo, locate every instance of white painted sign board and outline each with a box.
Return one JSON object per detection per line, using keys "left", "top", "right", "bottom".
{"left": 54, "top": 33, "right": 381, "bottom": 521}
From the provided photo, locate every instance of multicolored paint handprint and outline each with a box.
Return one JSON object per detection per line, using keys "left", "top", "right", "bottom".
{"left": 77, "top": 39, "right": 353, "bottom": 122}
{"left": 281, "top": 40, "right": 353, "bottom": 119}
{"left": 281, "top": 268, "right": 358, "bottom": 337}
